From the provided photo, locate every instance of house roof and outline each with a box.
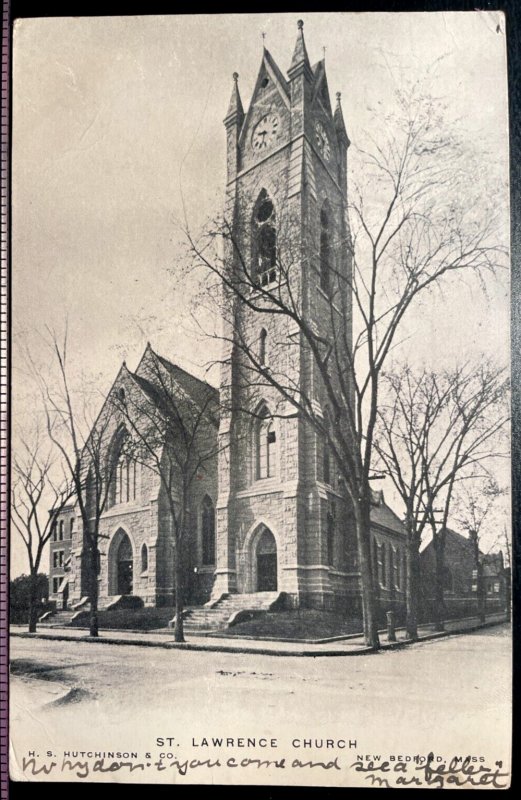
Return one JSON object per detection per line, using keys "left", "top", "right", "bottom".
{"left": 419, "top": 526, "right": 478, "bottom": 555}
{"left": 482, "top": 552, "right": 505, "bottom": 577}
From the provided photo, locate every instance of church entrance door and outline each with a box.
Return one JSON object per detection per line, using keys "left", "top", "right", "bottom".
{"left": 116, "top": 534, "right": 133, "bottom": 595}
{"left": 256, "top": 528, "right": 277, "bottom": 592}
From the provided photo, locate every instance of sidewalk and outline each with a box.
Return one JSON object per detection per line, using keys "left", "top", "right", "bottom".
{"left": 10, "top": 612, "right": 508, "bottom": 657}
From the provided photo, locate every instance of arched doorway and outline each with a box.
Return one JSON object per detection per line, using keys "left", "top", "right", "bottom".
{"left": 117, "top": 534, "right": 133, "bottom": 595}
{"left": 256, "top": 527, "right": 277, "bottom": 592}
{"left": 108, "top": 529, "right": 134, "bottom": 596}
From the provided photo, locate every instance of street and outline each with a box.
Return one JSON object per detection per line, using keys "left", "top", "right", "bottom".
{"left": 9, "top": 624, "right": 512, "bottom": 787}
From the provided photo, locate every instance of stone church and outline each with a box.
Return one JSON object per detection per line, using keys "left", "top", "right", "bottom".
{"left": 48, "top": 23, "right": 408, "bottom": 623}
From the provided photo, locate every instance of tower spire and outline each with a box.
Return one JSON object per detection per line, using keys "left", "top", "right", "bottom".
{"left": 224, "top": 71, "right": 244, "bottom": 124}
{"left": 334, "top": 91, "right": 350, "bottom": 146}
{"left": 289, "top": 19, "right": 312, "bottom": 78}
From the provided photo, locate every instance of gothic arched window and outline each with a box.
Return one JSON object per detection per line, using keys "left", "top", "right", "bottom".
{"left": 255, "top": 404, "right": 277, "bottom": 479}
{"left": 259, "top": 328, "right": 267, "bottom": 366}
{"left": 109, "top": 430, "right": 137, "bottom": 507}
{"left": 320, "top": 204, "right": 331, "bottom": 294}
{"left": 327, "top": 503, "right": 336, "bottom": 566}
{"left": 252, "top": 190, "right": 277, "bottom": 287}
{"left": 372, "top": 538, "right": 379, "bottom": 595}
{"left": 201, "top": 495, "right": 216, "bottom": 566}
{"left": 141, "top": 543, "right": 148, "bottom": 573}
{"left": 376, "top": 540, "right": 386, "bottom": 586}
{"left": 323, "top": 408, "right": 331, "bottom": 485}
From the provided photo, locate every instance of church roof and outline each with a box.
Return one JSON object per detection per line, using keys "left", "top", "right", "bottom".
{"left": 128, "top": 345, "right": 219, "bottom": 427}
{"left": 369, "top": 490, "right": 406, "bottom": 537}
{"left": 146, "top": 347, "right": 218, "bottom": 399}
{"left": 263, "top": 48, "right": 290, "bottom": 98}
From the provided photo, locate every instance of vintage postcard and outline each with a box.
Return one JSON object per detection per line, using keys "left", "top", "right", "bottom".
{"left": 9, "top": 11, "right": 511, "bottom": 789}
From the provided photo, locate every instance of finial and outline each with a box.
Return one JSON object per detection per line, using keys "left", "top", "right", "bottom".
{"left": 233, "top": 72, "right": 239, "bottom": 82}
{"left": 297, "top": 19, "right": 304, "bottom": 30}
{"left": 323, "top": 46, "right": 326, "bottom": 60}
{"left": 336, "top": 91, "right": 341, "bottom": 103}
{"left": 261, "top": 31, "right": 266, "bottom": 43}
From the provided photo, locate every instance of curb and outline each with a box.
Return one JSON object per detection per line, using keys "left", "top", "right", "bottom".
{"left": 30, "top": 612, "right": 507, "bottom": 645}
{"left": 10, "top": 631, "right": 372, "bottom": 657}
{"left": 10, "top": 617, "right": 508, "bottom": 658}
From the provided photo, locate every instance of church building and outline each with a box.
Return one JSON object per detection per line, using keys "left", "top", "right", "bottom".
{"left": 48, "top": 23, "right": 407, "bottom": 625}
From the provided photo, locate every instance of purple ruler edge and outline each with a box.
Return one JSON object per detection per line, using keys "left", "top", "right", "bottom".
{"left": 0, "top": 0, "right": 10, "bottom": 797}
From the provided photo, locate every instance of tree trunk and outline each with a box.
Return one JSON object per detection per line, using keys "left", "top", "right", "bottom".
{"left": 405, "top": 534, "right": 420, "bottom": 641}
{"left": 356, "top": 494, "right": 380, "bottom": 649}
{"left": 477, "top": 563, "right": 486, "bottom": 624}
{"left": 89, "top": 546, "right": 99, "bottom": 638}
{"left": 505, "top": 570, "right": 511, "bottom": 622}
{"left": 470, "top": 532, "right": 485, "bottom": 624}
{"left": 433, "top": 538, "right": 445, "bottom": 632}
{"left": 28, "top": 572, "right": 39, "bottom": 633}
{"left": 174, "top": 554, "right": 185, "bottom": 643}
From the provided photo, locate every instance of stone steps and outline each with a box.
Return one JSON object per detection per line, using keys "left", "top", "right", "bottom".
{"left": 182, "top": 592, "right": 280, "bottom": 631}
{"left": 38, "top": 609, "right": 78, "bottom": 627}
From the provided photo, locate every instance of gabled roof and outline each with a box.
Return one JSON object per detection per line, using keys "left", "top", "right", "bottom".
{"left": 129, "top": 346, "right": 220, "bottom": 432}
{"left": 311, "top": 59, "right": 333, "bottom": 117}
{"left": 370, "top": 490, "right": 406, "bottom": 537}
{"left": 237, "top": 48, "right": 291, "bottom": 150}
{"left": 263, "top": 48, "right": 290, "bottom": 99}
{"left": 144, "top": 346, "right": 218, "bottom": 399}
{"left": 419, "top": 527, "right": 478, "bottom": 555}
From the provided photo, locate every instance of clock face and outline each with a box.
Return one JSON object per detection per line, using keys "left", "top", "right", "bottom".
{"left": 252, "top": 113, "right": 280, "bottom": 152}
{"left": 315, "top": 121, "right": 331, "bottom": 161}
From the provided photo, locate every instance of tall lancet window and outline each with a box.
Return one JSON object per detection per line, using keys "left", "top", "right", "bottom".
{"left": 252, "top": 190, "right": 277, "bottom": 287}
{"left": 320, "top": 203, "right": 331, "bottom": 294}
{"left": 259, "top": 328, "right": 267, "bottom": 366}
{"left": 109, "top": 430, "right": 138, "bottom": 507}
{"left": 201, "top": 495, "right": 216, "bottom": 566}
{"left": 323, "top": 408, "right": 332, "bottom": 485}
{"left": 256, "top": 404, "right": 277, "bottom": 479}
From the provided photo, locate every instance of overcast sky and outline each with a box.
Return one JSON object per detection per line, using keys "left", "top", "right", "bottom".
{"left": 11, "top": 12, "right": 510, "bottom": 575}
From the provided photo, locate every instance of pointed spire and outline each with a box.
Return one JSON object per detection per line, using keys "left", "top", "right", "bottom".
{"left": 334, "top": 91, "right": 350, "bottom": 147}
{"left": 288, "top": 19, "right": 313, "bottom": 80}
{"left": 224, "top": 72, "right": 244, "bottom": 126}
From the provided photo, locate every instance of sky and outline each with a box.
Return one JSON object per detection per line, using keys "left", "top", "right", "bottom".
{"left": 11, "top": 11, "right": 510, "bottom": 576}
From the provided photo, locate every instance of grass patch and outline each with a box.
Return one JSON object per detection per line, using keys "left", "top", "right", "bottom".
{"left": 72, "top": 607, "right": 175, "bottom": 630}
{"left": 219, "top": 610, "right": 363, "bottom": 640}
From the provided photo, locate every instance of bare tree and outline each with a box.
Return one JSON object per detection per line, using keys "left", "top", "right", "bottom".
{"left": 112, "top": 349, "right": 220, "bottom": 642}
{"left": 187, "top": 82, "right": 506, "bottom": 648}
{"left": 11, "top": 423, "right": 72, "bottom": 632}
{"left": 454, "top": 477, "right": 506, "bottom": 623}
{"left": 375, "top": 362, "right": 509, "bottom": 637}
{"left": 26, "top": 327, "right": 117, "bottom": 637}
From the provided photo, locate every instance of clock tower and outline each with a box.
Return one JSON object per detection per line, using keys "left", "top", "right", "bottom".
{"left": 213, "top": 21, "right": 355, "bottom": 610}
